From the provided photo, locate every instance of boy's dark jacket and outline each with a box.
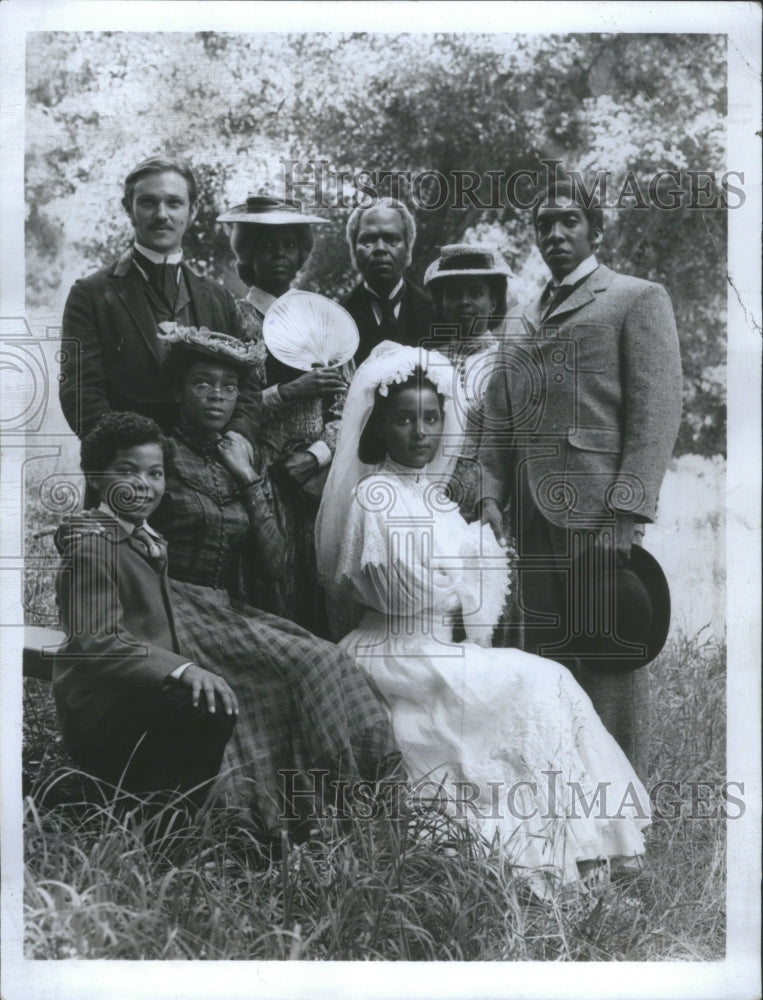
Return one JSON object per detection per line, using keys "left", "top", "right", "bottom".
{"left": 54, "top": 512, "right": 187, "bottom": 736}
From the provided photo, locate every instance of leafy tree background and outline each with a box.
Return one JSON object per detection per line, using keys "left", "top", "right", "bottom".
{"left": 25, "top": 31, "right": 727, "bottom": 456}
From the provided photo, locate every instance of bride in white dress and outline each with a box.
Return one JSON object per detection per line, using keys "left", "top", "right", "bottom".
{"left": 316, "top": 343, "right": 649, "bottom": 890}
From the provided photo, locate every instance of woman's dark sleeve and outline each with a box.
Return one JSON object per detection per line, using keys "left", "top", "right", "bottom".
{"left": 241, "top": 481, "right": 286, "bottom": 581}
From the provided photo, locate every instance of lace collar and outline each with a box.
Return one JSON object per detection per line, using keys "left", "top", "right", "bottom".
{"left": 376, "top": 457, "right": 446, "bottom": 492}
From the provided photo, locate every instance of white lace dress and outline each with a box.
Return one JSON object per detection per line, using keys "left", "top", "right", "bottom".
{"left": 336, "top": 460, "right": 650, "bottom": 887}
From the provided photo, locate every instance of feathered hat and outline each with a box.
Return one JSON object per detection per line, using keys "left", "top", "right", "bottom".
{"left": 157, "top": 322, "right": 263, "bottom": 369}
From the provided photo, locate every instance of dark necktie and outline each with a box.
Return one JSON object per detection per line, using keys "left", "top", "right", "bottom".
{"left": 134, "top": 251, "right": 179, "bottom": 311}
{"left": 132, "top": 524, "right": 167, "bottom": 569}
{"left": 375, "top": 286, "right": 404, "bottom": 339}
{"left": 541, "top": 281, "right": 573, "bottom": 320}
{"left": 541, "top": 270, "right": 595, "bottom": 321}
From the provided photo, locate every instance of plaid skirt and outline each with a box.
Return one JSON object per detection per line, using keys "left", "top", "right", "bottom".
{"left": 169, "top": 579, "right": 399, "bottom": 833}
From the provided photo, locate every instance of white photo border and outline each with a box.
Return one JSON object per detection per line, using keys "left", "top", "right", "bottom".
{"left": 1, "top": 2, "right": 760, "bottom": 998}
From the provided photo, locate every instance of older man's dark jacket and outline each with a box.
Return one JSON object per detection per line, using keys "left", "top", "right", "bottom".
{"left": 341, "top": 278, "right": 435, "bottom": 365}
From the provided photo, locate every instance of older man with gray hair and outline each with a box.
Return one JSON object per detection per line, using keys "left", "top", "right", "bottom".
{"left": 342, "top": 197, "right": 435, "bottom": 364}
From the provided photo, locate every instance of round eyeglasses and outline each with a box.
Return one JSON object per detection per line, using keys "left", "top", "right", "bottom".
{"left": 190, "top": 382, "right": 240, "bottom": 400}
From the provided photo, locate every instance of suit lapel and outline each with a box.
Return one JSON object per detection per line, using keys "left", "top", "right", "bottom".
{"left": 539, "top": 265, "right": 615, "bottom": 327}
{"left": 125, "top": 529, "right": 151, "bottom": 562}
{"left": 397, "top": 280, "right": 410, "bottom": 331}
{"left": 109, "top": 249, "right": 164, "bottom": 366}
{"left": 181, "top": 264, "right": 208, "bottom": 325}
{"left": 88, "top": 507, "right": 164, "bottom": 571}
{"left": 125, "top": 524, "right": 169, "bottom": 574}
{"left": 87, "top": 510, "right": 147, "bottom": 562}
{"left": 174, "top": 267, "right": 192, "bottom": 317}
{"left": 353, "top": 284, "right": 380, "bottom": 331}
{"left": 522, "top": 294, "right": 543, "bottom": 335}
{"left": 543, "top": 283, "right": 595, "bottom": 324}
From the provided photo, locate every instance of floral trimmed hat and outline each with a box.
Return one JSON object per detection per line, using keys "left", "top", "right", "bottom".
{"left": 157, "top": 322, "right": 263, "bottom": 369}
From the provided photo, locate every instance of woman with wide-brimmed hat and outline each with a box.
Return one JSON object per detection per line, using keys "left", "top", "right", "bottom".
{"left": 217, "top": 196, "right": 351, "bottom": 635}
{"left": 423, "top": 244, "right": 513, "bottom": 514}
{"left": 423, "top": 244, "right": 520, "bottom": 641}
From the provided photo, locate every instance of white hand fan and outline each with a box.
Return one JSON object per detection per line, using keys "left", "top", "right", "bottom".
{"left": 263, "top": 292, "right": 359, "bottom": 371}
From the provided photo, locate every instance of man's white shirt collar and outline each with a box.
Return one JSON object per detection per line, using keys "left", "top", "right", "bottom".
{"left": 363, "top": 279, "right": 404, "bottom": 325}
{"left": 362, "top": 278, "right": 404, "bottom": 301}
{"left": 133, "top": 242, "right": 184, "bottom": 266}
{"left": 98, "top": 501, "right": 160, "bottom": 539}
{"left": 551, "top": 254, "right": 598, "bottom": 288}
{"left": 246, "top": 284, "right": 280, "bottom": 316}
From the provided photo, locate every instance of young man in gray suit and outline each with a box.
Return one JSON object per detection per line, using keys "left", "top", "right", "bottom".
{"left": 478, "top": 180, "right": 682, "bottom": 779}
{"left": 59, "top": 156, "right": 258, "bottom": 448}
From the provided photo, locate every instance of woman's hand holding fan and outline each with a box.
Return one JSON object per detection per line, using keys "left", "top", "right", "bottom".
{"left": 278, "top": 364, "right": 347, "bottom": 402}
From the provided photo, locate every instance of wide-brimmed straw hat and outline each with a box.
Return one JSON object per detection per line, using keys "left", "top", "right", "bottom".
{"left": 217, "top": 195, "right": 327, "bottom": 227}
{"left": 423, "top": 244, "right": 514, "bottom": 287}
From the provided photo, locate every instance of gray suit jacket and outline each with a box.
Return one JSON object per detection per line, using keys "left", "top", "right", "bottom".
{"left": 479, "top": 264, "right": 682, "bottom": 532}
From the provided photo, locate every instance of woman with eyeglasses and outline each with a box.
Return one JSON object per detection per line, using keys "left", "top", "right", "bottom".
{"left": 140, "top": 326, "right": 400, "bottom": 842}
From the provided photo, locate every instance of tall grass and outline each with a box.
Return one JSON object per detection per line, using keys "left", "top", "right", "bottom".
{"left": 22, "top": 628, "right": 726, "bottom": 961}
{"left": 21, "top": 452, "right": 727, "bottom": 960}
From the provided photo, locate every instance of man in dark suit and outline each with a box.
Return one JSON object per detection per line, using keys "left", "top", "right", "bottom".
{"left": 342, "top": 197, "right": 435, "bottom": 364}
{"left": 59, "top": 156, "right": 258, "bottom": 446}
{"left": 478, "top": 180, "right": 682, "bottom": 778}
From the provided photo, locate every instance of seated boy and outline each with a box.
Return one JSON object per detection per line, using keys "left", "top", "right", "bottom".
{"left": 54, "top": 411, "right": 238, "bottom": 803}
